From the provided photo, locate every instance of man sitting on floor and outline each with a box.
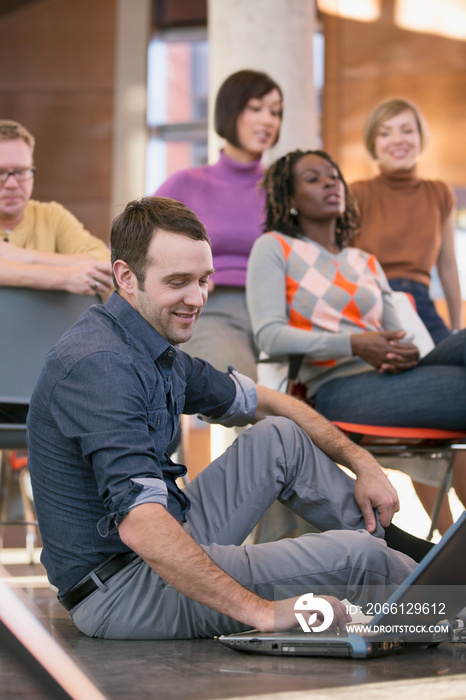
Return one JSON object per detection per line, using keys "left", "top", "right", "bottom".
{"left": 27, "top": 196, "right": 425, "bottom": 640}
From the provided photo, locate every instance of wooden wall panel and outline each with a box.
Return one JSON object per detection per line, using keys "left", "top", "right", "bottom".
{"left": 322, "top": 0, "right": 466, "bottom": 188}
{"left": 5, "top": 93, "right": 114, "bottom": 201}
{"left": 0, "top": 0, "right": 116, "bottom": 242}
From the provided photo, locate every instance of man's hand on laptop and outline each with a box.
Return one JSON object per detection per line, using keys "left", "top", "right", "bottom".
{"left": 258, "top": 596, "right": 352, "bottom": 633}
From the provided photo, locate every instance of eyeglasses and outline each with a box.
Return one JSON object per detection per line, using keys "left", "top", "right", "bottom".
{"left": 0, "top": 167, "right": 36, "bottom": 184}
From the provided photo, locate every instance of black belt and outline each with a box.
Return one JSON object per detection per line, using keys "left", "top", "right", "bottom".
{"left": 58, "top": 552, "right": 139, "bottom": 611}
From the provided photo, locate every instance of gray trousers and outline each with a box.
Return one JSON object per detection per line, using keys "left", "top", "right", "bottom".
{"left": 71, "top": 417, "right": 416, "bottom": 639}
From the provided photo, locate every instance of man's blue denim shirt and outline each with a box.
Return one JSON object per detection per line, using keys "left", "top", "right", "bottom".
{"left": 27, "top": 293, "right": 255, "bottom": 596}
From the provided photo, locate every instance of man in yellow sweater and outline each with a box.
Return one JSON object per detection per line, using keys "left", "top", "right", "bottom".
{"left": 0, "top": 120, "right": 113, "bottom": 297}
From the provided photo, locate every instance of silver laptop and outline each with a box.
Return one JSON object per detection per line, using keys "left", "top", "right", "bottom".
{"left": 219, "top": 512, "right": 466, "bottom": 659}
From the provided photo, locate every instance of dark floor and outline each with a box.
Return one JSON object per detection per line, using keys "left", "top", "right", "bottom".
{"left": 1, "top": 557, "right": 466, "bottom": 700}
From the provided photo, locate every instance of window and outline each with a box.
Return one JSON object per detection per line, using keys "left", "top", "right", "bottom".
{"left": 146, "top": 26, "right": 325, "bottom": 192}
{"left": 146, "top": 28, "right": 209, "bottom": 194}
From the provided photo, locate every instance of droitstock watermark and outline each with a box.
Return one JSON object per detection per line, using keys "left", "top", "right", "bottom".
{"left": 293, "top": 593, "right": 335, "bottom": 633}
{"left": 277, "top": 585, "right": 465, "bottom": 640}
{"left": 348, "top": 622, "right": 451, "bottom": 636}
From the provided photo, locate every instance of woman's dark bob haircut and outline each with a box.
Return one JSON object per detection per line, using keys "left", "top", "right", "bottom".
{"left": 214, "top": 69, "right": 283, "bottom": 149}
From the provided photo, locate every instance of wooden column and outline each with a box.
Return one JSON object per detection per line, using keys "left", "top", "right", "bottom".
{"left": 208, "top": 0, "right": 318, "bottom": 164}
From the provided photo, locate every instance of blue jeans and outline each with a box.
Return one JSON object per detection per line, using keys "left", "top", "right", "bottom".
{"left": 314, "top": 329, "right": 466, "bottom": 429}
{"left": 389, "top": 278, "right": 451, "bottom": 345}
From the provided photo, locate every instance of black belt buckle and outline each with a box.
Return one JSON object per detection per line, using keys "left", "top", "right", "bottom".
{"left": 59, "top": 552, "right": 138, "bottom": 612}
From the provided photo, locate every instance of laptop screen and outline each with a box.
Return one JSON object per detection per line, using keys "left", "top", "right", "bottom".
{"left": 369, "top": 512, "right": 466, "bottom": 629}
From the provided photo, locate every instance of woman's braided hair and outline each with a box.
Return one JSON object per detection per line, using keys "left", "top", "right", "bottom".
{"left": 262, "top": 149, "right": 360, "bottom": 249}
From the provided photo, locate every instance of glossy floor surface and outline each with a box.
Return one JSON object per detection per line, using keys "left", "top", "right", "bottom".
{"left": 1, "top": 552, "right": 466, "bottom": 700}
{"left": 2, "top": 466, "right": 466, "bottom": 700}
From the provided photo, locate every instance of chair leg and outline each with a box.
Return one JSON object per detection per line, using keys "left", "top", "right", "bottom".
{"left": 0, "top": 450, "right": 9, "bottom": 551}
{"left": 0, "top": 451, "right": 38, "bottom": 562}
{"left": 18, "top": 468, "right": 37, "bottom": 564}
{"left": 427, "top": 459, "right": 455, "bottom": 541}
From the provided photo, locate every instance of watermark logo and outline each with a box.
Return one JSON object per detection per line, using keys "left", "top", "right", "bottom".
{"left": 294, "top": 593, "right": 334, "bottom": 633}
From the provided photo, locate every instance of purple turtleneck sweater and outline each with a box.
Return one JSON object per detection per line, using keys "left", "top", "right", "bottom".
{"left": 154, "top": 151, "right": 265, "bottom": 287}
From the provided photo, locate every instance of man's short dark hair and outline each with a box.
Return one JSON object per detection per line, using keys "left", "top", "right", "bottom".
{"left": 111, "top": 196, "right": 210, "bottom": 290}
{"left": 214, "top": 69, "right": 283, "bottom": 148}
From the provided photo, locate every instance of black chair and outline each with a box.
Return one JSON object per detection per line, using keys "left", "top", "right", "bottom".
{"left": 0, "top": 288, "right": 100, "bottom": 560}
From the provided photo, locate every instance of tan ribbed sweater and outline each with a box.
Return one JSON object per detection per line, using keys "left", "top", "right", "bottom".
{"left": 351, "top": 167, "right": 455, "bottom": 287}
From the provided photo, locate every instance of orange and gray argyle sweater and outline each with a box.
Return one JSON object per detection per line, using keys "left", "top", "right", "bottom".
{"left": 247, "top": 232, "right": 401, "bottom": 397}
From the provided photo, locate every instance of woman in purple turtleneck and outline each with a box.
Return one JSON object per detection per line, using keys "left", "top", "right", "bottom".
{"left": 155, "top": 70, "right": 283, "bottom": 380}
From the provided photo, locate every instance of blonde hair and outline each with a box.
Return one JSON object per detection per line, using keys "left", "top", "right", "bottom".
{"left": 364, "top": 98, "right": 429, "bottom": 160}
{"left": 0, "top": 120, "right": 35, "bottom": 153}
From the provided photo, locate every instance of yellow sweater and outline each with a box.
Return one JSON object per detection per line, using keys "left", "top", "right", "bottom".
{"left": 0, "top": 200, "right": 109, "bottom": 261}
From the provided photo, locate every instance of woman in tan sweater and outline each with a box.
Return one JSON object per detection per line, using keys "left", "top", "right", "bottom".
{"left": 351, "top": 98, "right": 462, "bottom": 346}
{"left": 351, "top": 98, "right": 464, "bottom": 533}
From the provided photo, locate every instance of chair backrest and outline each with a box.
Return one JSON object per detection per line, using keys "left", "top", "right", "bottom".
{"left": 0, "top": 287, "right": 100, "bottom": 405}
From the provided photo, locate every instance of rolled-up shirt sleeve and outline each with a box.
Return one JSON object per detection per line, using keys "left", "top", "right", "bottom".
{"left": 199, "top": 367, "right": 257, "bottom": 427}
{"left": 127, "top": 477, "right": 168, "bottom": 511}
